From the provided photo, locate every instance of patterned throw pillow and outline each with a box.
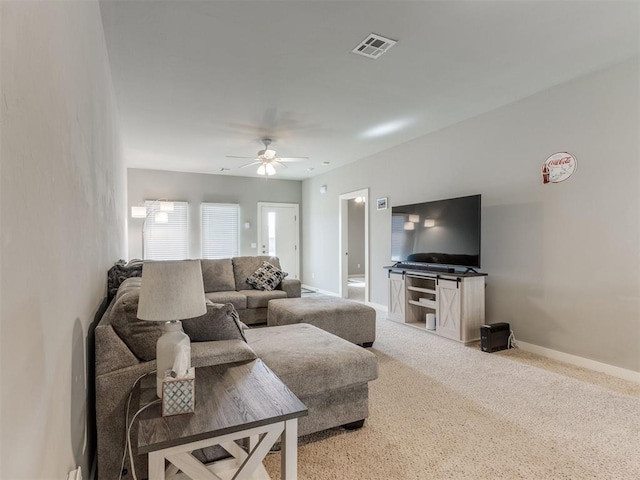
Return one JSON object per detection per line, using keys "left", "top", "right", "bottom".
{"left": 246, "top": 261, "right": 288, "bottom": 291}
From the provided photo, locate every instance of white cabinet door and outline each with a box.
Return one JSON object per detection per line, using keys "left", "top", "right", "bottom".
{"left": 388, "top": 273, "right": 406, "bottom": 322}
{"left": 436, "top": 279, "right": 461, "bottom": 340}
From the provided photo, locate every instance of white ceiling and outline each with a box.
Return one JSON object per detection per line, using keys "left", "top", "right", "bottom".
{"left": 100, "top": 0, "right": 639, "bottom": 180}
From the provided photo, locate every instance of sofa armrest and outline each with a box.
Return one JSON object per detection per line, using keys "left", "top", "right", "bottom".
{"left": 279, "top": 278, "right": 301, "bottom": 298}
{"left": 96, "top": 360, "right": 156, "bottom": 480}
{"left": 95, "top": 322, "right": 140, "bottom": 376}
{"left": 191, "top": 339, "right": 257, "bottom": 368}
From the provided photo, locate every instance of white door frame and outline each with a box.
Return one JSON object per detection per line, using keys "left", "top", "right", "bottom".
{"left": 339, "top": 189, "right": 369, "bottom": 301}
{"left": 257, "top": 202, "right": 300, "bottom": 280}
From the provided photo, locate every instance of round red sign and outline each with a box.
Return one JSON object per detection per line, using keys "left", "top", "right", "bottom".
{"left": 542, "top": 152, "right": 577, "bottom": 184}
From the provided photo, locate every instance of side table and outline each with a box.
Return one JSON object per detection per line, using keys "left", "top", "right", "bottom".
{"left": 136, "top": 359, "right": 308, "bottom": 480}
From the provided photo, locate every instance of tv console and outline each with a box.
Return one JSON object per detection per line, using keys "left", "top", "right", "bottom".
{"left": 385, "top": 265, "right": 487, "bottom": 343}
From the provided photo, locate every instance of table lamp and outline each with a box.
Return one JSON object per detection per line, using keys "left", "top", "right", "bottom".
{"left": 137, "top": 260, "right": 207, "bottom": 397}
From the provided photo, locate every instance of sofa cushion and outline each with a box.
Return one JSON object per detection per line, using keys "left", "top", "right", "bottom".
{"left": 240, "top": 289, "right": 288, "bottom": 309}
{"left": 232, "top": 256, "right": 281, "bottom": 291}
{"left": 110, "top": 289, "right": 163, "bottom": 362}
{"left": 201, "top": 259, "right": 235, "bottom": 293}
{"left": 205, "top": 291, "right": 247, "bottom": 311}
{"left": 246, "top": 261, "right": 288, "bottom": 291}
{"left": 191, "top": 339, "right": 257, "bottom": 368}
{"left": 182, "top": 302, "right": 246, "bottom": 342}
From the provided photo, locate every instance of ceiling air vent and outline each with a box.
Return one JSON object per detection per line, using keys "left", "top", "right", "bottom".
{"left": 351, "top": 33, "right": 397, "bottom": 59}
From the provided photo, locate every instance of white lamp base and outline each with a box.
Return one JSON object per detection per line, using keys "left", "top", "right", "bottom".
{"left": 156, "top": 321, "right": 191, "bottom": 398}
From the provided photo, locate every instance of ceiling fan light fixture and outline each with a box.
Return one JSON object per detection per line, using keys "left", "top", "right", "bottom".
{"left": 257, "top": 162, "right": 276, "bottom": 176}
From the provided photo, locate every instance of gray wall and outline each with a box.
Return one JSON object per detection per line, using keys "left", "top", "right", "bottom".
{"left": 127, "top": 169, "right": 302, "bottom": 260}
{"left": 302, "top": 58, "right": 639, "bottom": 372}
{"left": 348, "top": 199, "right": 366, "bottom": 275}
{"left": 1, "top": 1, "right": 126, "bottom": 477}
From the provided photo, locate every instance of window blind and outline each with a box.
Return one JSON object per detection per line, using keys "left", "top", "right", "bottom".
{"left": 201, "top": 203, "right": 240, "bottom": 259}
{"left": 143, "top": 201, "right": 189, "bottom": 260}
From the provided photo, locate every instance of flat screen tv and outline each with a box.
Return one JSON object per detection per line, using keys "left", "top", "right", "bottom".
{"left": 391, "top": 194, "right": 481, "bottom": 269}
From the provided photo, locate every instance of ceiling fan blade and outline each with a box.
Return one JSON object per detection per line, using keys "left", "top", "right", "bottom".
{"left": 238, "top": 161, "right": 261, "bottom": 169}
{"left": 273, "top": 160, "right": 288, "bottom": 169}
{"left": 225, "top": 155, "right": 257, "bottom": 159}
{"left": 277, "top": 157, "right": 309, "bottom": 162}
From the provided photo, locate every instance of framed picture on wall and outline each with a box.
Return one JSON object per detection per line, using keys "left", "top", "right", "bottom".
{"left": 377, "top": 197, "right": 388, "bottom": 210}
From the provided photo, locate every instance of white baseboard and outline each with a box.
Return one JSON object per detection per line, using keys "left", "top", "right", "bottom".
{"left": 517, "top": 341, "right": 640, "bottom": 383}
{"left": 367, "top": 302, "right": 388, "bottom": 312}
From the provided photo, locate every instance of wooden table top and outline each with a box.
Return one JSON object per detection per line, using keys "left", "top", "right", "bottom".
{"left": 137, "top": 359, "right": 308, "bottom": 454}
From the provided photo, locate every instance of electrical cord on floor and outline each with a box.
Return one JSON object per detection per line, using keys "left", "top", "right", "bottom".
{"left": 508, "top": 330, "right": 519, "bottom": 349}
{"left": 119, "top": 370, "right": 157, "bottom": 480}
{"left": 127, "top": 398, "right": 161, "bottom": 480}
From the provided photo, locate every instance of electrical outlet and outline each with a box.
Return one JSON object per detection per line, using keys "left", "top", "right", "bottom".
{"left": 357, "top": 264, "right": 360, "bottom": 269}
{"left": 311, "top": 273, "right": 315, "bottom": 279}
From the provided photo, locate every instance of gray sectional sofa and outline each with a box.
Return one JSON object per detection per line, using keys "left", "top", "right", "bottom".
{"left": 95, "top": 257, "right": 378, "bottom": 479}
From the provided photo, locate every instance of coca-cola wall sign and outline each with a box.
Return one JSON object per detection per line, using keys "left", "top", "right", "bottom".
{"left": 542, "top": 152, "right": 577, "bottom": 184}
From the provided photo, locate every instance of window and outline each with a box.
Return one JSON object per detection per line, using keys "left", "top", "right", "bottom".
{"left": 143, "top": 201, "right": 189, "bottom": 260}
{"left": 201, "top": 203, "right": 240, "bottom": 259}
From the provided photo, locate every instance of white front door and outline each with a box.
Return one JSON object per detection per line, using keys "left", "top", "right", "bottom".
{"left": 257, "top": 203, "right": 300, "bottom": 280}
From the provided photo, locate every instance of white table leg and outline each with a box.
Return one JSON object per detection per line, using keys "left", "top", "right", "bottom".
{"left": 148, "top": 451, "right": 166, "bottom": 480}
{"left": 281, "top": 419, "right": 298, "bottom": 480}
{"left": 248, "top": 434, "right": 260, "bottom": 454}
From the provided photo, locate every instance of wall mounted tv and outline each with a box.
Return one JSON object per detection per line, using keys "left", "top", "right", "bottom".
{"left": 391, "top": 194, "right": 481, "bottom": 269}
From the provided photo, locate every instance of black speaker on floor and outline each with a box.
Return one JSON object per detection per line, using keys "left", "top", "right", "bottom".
{"left": 480, "top": 322, "right": 510, "bottom": 353}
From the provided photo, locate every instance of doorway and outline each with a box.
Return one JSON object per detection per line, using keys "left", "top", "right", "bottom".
{"left": 257, "top": 203, "right": 300, "bottom": 279}
{"left": 339, "top": 189, "right": 369, "bottom": 302}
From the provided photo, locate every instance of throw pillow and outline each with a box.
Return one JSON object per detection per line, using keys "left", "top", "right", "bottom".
{"left": 182, "top": 302, "right": 247, "bottom": 342}
{"left": 246, "top": 261, "right": 288, "bottom": 291}
{"left": 110, "top": 289, "right": 163, "bottom": 362}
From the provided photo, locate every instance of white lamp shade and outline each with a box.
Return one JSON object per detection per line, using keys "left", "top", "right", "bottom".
{"left": 159, "top": 201, "right": 174, "bottom": 211}
{"left": 154, "top": 211, "right": 169, "bottom": 223}
{"left": 265, "top": 163, "right": 276, "bottom": 175}
{"left": 131, "top": 206, "right": 147, "bottom": 218}
{"left": 403, "top": 221, "right": 415, "bottom": 230}
{"left": 409, "top": 214, "right": 420, "bottom": 223}
{"left": 257, "top": 163, "right": 277, "bottom": 176}
{"left": 137, "top": 260, "right": 207, "bottom": 321}
{"left": 424, "top": 219, "right": 436, "bottom": 227}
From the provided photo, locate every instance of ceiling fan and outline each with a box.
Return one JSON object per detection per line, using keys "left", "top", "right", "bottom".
{"left": 225, "top": 138, "right": 309, "bottom": 176}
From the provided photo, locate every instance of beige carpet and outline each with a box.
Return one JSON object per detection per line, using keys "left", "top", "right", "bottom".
{"left": 264, "top": 313, "right": 640, "bottom": 479}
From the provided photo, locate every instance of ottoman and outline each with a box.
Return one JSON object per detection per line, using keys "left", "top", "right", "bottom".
{"left": 246, "top": 323, "right": 378, "bottom": 435}
{"left": 267, "top": 296, "right": 376, "bottom": 346}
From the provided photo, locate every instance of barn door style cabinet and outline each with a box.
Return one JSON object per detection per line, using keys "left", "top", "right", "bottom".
{"left": 386, "top": 267, "right": 486, "bottom": 344}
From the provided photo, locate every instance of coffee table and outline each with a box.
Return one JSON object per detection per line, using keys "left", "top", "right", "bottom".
{"left": 136, "top": 359, "right": 308, "bottom": 480}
